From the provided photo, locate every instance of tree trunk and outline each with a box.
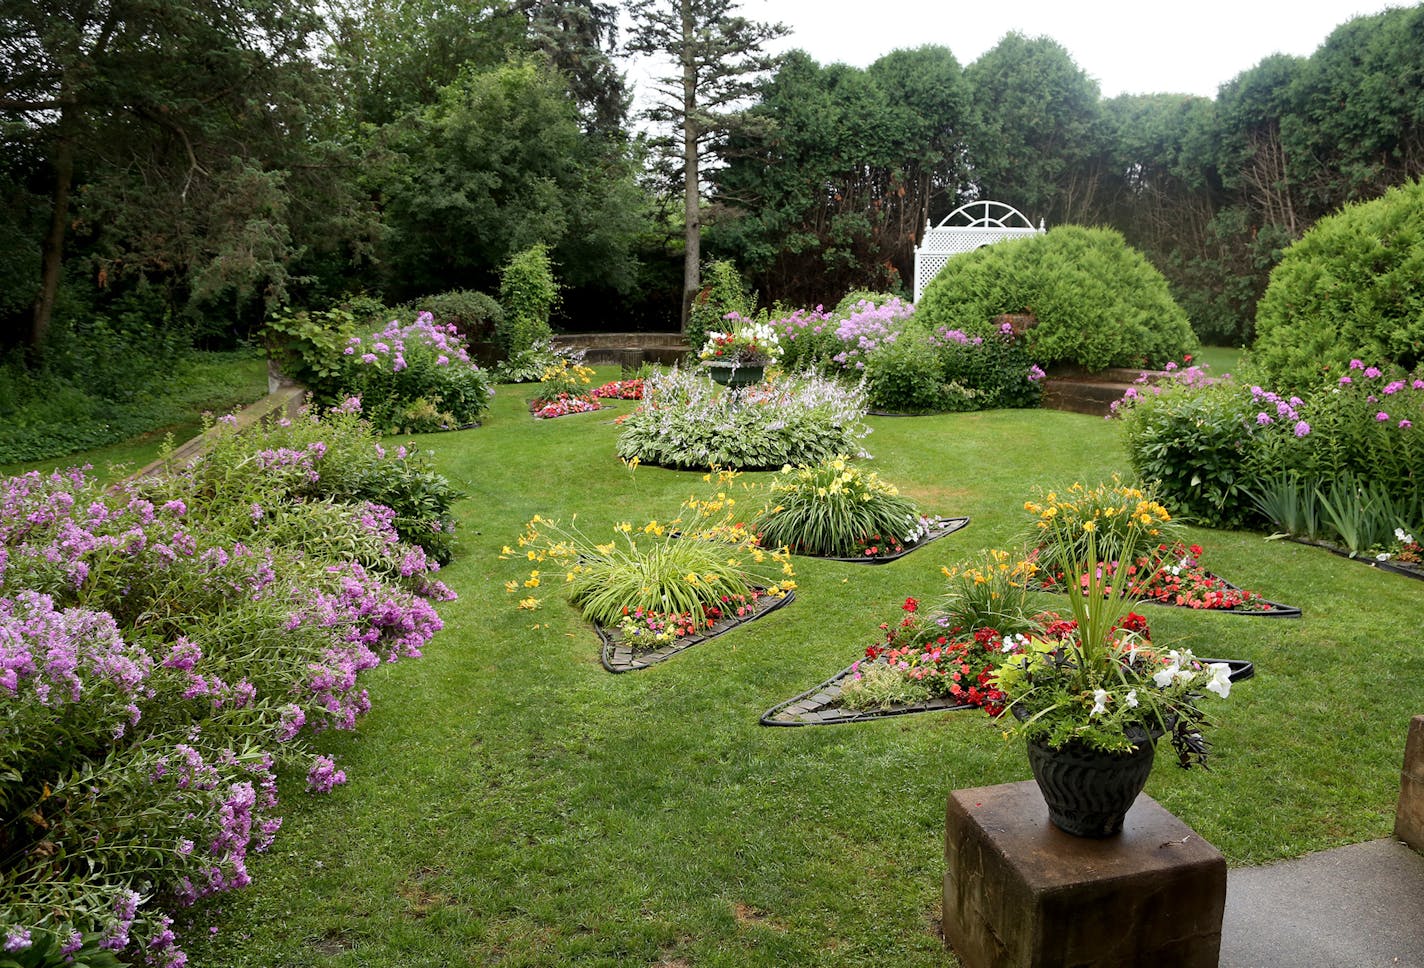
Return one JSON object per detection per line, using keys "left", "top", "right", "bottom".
{"left": 32, "top": 109, "right": 78, "bottom": 352}
{"left": 679, "top": 0, "right": 699, "bottom": 332}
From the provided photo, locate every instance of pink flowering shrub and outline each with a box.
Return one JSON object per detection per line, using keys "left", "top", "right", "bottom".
{"left": 331, "top": 312, "right": 493, "bottom": 433}
{"left": 1116, "top": 360, "right": 1423, "bottom": 537}
{"left": 0, "top": 406, "right": 457, "bottom": 961}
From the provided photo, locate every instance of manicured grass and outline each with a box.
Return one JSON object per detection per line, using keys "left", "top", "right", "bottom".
{"left": 0, "top": 349, "right": 269, "bottom": 486}
{"left": 1193, "top": 344, "right": 1245, "bottom": 376}
{"left": 190, "top": 371, "right": 1421, "bottom": 967}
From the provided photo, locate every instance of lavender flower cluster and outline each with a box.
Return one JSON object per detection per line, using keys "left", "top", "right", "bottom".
{"left": 0, "top": 404, "right": 459, "bottom": 963}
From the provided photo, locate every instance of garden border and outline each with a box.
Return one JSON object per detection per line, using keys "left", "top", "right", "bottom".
{"left": 795, "top": 515, "right": 970, "bottom": 564}
{"left": 1287, "top": 537, "right": 1424, "bottom": 583}
{"left": 597, "top": 589, "right": 796, "bottom": 673}
{"left": 760, "top": 657, "right": 1256, "bottom": 727}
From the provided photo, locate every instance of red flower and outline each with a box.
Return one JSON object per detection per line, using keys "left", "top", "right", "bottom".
{"left": 902, "top": 597, "right": 919, "bottom": 612}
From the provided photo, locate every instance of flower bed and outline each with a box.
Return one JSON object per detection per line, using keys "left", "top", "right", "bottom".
{"left": 598, "top": 588, "right": 795, "bottom": 672}
{"left": 530, "top": 393, "right": 603, "bottom": 418}
{"left": 504, "top": 471, "right": 798, "bottom": 668}
{"left": 592, "top": 378, "right": 645, "bottom": 400}
{"left": 789, "top": 515, "right": 970, "bottom": 563}
{"left": 614, "top": 367, "right": 870, "bottom": 470}
{"left": 1031, "top": 541, "right": 1302, "bottom": 617}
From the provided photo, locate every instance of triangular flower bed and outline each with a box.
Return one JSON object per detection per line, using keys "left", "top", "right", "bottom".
{"left": 796, "top": 516, "right": 970, "bottom": 565}
{"left": 761, "top": 657, "right": 1255, "bottom": 727}
{"left": 598, "top": 590, "right": 795, "bottom": 673}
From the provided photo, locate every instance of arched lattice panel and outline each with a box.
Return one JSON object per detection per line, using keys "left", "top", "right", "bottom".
{"left": 913, "top": 201, "right": 1044, "bottom": 300}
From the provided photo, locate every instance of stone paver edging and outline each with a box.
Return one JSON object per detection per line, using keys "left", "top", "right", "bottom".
{"left": 598, "top": 590, "right": 795, "bottom": 673}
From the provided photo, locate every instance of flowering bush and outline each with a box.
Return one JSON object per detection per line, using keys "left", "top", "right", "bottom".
{"left": 768, "top": 298, "right": 1043, "bottom": 412}
{"left": 0, "top": 402, "right": 458, "bottom": 962}
{"left": 750, "top": 456, "right": 930, "bottom": 558}
{"left": 1117, "top": 359, "right": 1423, "bottom": 538}
{"left": 503, "top": 471, "right": 795, "bottom": 644}
{"left": 328, "top": 312, "right": 493, "bottom": 433}
{"left": 614, "top": 367, "right": 870, "bottom": 470}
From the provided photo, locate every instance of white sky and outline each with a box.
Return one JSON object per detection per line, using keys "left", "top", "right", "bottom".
{"left": 650, "top": 0, "right": 1410, "bottom": 100}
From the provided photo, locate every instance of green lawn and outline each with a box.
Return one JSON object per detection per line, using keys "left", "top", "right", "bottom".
{"left": 184, "top": 371, "right": 1419, "bottom": 967}
{"left": 0, "top": 349, "right": 268, "bottom": 486}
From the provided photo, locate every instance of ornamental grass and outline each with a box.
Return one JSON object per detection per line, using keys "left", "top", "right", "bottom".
{"left": 750, "top": 456, "right": 927, "bottom": 558}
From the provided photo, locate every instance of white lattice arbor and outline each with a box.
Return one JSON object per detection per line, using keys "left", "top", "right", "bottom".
{"left": 913, "top": 201, "right": 1044, "bottom": 301}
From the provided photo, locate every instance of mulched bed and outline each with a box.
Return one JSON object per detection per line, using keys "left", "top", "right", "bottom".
{"left": 1030, "top": 574, "right": 1301, "bottom": 618}
{"left": 1288, "top": 537, "right": 1424, "bottom": 582}
{"left": 597, "top": 590, "right": 795, "bottom": 673}
{"left": 794, "top": 515, "right": 970, "bottom": 564}
{"left": 760, "top": 657, "right": 1256, "bottom": 727}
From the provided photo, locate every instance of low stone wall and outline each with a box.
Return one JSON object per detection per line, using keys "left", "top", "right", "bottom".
{"left": 1396, "top": 715, "right": 1424, "bottom": 851}
{"left": 552, "top": 332, "right": 689, "bottom": 367}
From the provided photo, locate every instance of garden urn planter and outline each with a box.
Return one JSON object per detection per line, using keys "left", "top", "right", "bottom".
{"left": 703, "top": 361, "right": 765, "bottom": 387}
{"left": 1025, "top": 729, "right": 1157, "bottom": 837}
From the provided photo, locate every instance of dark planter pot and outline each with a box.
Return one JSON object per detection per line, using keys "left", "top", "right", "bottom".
{"left": 703, "top": 361, "right": 765, "bottom": 387}
{"left": 1025, "top": 729, "right": 1157, "bottom": 837}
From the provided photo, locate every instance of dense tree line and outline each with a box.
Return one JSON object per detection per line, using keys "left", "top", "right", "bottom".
{"left": 3, "top": 1, "right": 1423, "bottom": 359}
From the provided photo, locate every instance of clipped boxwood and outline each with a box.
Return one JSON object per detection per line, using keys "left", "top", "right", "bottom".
{"left": 1252, "top": 178, "right": 1424, "bottom": 389}
{"left": 915, "top": 225, "right": 1197, "bottom": 371}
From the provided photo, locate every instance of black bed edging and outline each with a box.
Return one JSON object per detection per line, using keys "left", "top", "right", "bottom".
{"left": 761, "top": 657, "right": 1255, "bottom": 727}
{"left": 1287, "top": 536, "right": 1424, "bottom": 582}
{"left": 799, "top": 516, "right": 970, "bottom": 565}
{"left": 598, "top": 589, "right": 795, "bottom": 673}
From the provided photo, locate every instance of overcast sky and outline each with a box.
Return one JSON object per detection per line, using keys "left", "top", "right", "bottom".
{"left": 637, "top": 0, "right": 1409, "bottom": 100}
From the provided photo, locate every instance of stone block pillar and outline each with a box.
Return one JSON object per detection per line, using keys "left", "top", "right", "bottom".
{"left": 944, "top": 780, "right": 1226, "bottom": 968}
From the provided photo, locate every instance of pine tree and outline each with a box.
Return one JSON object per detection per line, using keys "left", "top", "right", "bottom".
{"left": 626, "top": 0, "right": 785, "bottom": 329}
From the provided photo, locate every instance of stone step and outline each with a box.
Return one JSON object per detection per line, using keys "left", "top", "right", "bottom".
{"left": 1048, "top": 364, "right": 1163, "bottom": 385}
{"left": 1041, "top": 378, "right": 1133, "bottom": 417}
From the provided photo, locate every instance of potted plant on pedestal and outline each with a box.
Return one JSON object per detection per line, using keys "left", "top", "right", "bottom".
{"left": 991, "top": 480, "right": 1234, "bottom": 837}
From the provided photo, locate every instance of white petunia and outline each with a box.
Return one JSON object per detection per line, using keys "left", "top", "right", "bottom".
{"left": 1125, "top": 690, "right": 1139, "bottom": 708}
{"left": 1205, "top": 663, "right": 1233, "bottom": 698}
{"left": 1153, "top": 663, "right": 1178, "bottom": 689}
{"left": 1090, "top": 689, "right": 1109, "bottom": 717}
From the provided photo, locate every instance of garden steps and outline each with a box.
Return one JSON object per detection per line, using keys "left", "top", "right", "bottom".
{"left": 1040, "top": 365, "right": 1166, "bottom": 417}
{"left": 552, "top": 332, "right": 689, "bottom": 367}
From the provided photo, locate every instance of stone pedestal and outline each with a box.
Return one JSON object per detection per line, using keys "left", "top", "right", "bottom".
{"left": 943, "top": 780, "right": 1226, "bottom": 968}
{"left": 1394, "top": 715, "right": 1424, "bottom": 851}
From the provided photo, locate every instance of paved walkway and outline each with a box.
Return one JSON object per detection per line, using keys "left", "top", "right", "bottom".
{"left": 1221, "top": 838, "right": 1424, "bottom": 968}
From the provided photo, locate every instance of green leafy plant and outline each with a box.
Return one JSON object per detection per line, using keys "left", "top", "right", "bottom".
{"left": 750, "top": 456, "right": 927, "bottom": 558}
{"left": 504, "top": 470, "right": 795, "bottom": 636}
{"left": 614, "top": 368, "right": 869, "bottom": 470}
{"left": 860, "top": 330, "right": 949, "bottom": 413}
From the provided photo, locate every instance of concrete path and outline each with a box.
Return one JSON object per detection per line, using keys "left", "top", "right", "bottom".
{"left": 1221, "top": 839, "right": 1424, "bottom": 968}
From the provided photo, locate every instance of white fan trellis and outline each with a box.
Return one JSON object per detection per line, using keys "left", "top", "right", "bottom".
{"left": 913, "top": 201, "right": 1044, "bottom": 301}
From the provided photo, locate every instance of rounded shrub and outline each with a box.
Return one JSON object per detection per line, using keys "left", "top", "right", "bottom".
{"left": 861, "top": 330, "right": 957, "bottom": 413}
{"left": 1252, "top": 178, "right": 1424, "bottom": 389}
{"left": 412, "top": 289, "right": 504, "bottom": 346}
{"left": 915, "top": 226, "right": 1197, "bottom": 371}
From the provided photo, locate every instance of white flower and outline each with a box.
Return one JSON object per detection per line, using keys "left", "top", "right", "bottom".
{"left": 1397, "top": 528, "right": 1415, "bottom": 544}
{"left": 1376, "top": 552, "right": 1392, "bottom": 561}
{"left": 1125, "top": 690, "right": 1139, "bottom": 708}
{"left": 1153, "top": 663, "right": 1178, "bottom": 689}
{"left": 1205, "top": 663, "right": 1233, "bottom": 698}
{"left": 1090, "top": 689, "right": 1109, "bottom": 717}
